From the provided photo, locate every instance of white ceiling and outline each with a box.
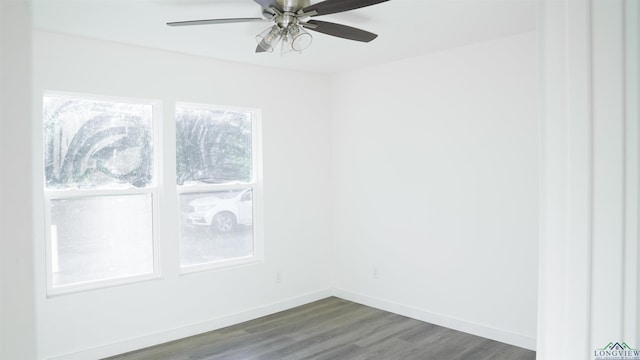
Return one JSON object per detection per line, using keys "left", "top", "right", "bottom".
{"left": 31, "top": 0, "right": 537, "bottom": 74}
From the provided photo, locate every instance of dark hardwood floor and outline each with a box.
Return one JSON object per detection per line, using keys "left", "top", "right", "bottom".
{"left": 105, "top": 297, "right": 536, "bottom": 360}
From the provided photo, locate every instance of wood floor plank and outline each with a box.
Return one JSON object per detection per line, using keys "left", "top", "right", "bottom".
{"left": 104, "top": 297, "right": 536, "bottom": 360}
{"left": 350, "top": 337, "right": 421, "bottom": 360}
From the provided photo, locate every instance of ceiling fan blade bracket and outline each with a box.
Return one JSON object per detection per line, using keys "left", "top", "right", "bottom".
{"left": 299, "top": 21, "right": 318, "bottom": 29}
{"left": 262, "top": 8, "right": 277, "bottom": 17}
{"left": 296, "top": 9, "right": 318, "bottom": 18}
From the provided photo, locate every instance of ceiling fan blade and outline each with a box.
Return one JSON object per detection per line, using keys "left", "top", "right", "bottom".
{"left": 167, "top": 18, "right": 267, "bottom": 27}
{"left": 301, "top": 0, "right": 389, "bottom": 17}
{"left": 253, "top": 0, "right": 283, "bottom": 11}
{"left": 303, "top": 20, "right": 378, "bottom": 42}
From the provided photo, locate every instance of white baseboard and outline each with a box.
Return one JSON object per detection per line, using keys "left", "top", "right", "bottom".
{"left": 49, "top": 288, "right": 535, "bottom": 359}
{"left": 48, "top": 289, "right": 334, "bottom": 360}
{"left": 332, "top": 288, "right": 537, "bottom": 351}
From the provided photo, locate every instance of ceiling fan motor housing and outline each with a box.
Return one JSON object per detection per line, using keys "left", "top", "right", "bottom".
{"left": 276, "top": 13, "right": 299, "bottom": 29}
{"left": 279, "top": 0, "right": 311, "bottom": 12}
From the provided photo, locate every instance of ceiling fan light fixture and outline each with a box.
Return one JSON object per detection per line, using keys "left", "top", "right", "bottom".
{"left": 256, "top": 25, "right": 283, "bottom": 53}
{"left": 281, "top": 25, "right": 313, "bottom": 56}
{"left": 280, "top": 32, "right": 298, "bottom": 56}
{"left": 289, "top": 25, "right": 313, "bottom": 52}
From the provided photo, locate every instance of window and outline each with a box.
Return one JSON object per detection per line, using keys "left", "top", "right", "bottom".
{"left": 43, "top": 93, "right": 159, "bottom": 294}
{"left": 176, "top": 103, "right": 262, "bottom": 271}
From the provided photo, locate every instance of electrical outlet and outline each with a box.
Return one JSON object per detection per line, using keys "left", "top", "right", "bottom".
{"left": 373, "top": 267, "right": 380, "bottom": 279}
{"left": 276, "top": 271, "right": 283, "bottom": 284}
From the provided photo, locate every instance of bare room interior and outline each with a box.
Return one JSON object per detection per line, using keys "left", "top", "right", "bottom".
{"left": 0, "top": 0, "right": 638, "bottom": 359}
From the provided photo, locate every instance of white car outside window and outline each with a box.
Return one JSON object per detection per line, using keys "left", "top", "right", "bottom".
{"left": 185, "top": 189, "right": 252, "bottom": 232}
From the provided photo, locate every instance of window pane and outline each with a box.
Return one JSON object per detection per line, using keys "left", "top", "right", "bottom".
{"left": 179, "top": 189, "right": 253, "bottom": 267}
{"left": 50, "top": 194, "right": 154, "bottom": 287}
{"left": 43, "top": 96, "right": 154, "bottom": 189}
{"left": 176, "top": 105, "right": 252, "bottom": 185}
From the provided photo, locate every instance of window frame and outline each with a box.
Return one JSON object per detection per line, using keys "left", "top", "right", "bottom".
{"left": 42, "top": 91, "right": 163, "bottom": 296}
{"left": 175, "top": 102, "right": 264, "bottom": 274}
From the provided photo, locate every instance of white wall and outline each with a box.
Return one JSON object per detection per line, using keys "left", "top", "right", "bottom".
{"left": 0, "top": 1, "right": 37, "bottom": 359}
{"left": 32, "top": 31, "right": 333, "bottom": 359}
{"left": 330, "top": 32, "right": 539, "bottom": 350}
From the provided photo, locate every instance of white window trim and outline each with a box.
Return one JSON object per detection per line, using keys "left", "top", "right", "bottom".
{"left": 175, "top": 102, "right": 264, "bottom": 274}
{"left": 43, "top": 91, "right": 163, "bottom": 296}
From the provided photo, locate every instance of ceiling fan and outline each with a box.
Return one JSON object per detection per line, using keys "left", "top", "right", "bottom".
{"left": 167, "top": 0, "right": 390, "bottom": 55}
